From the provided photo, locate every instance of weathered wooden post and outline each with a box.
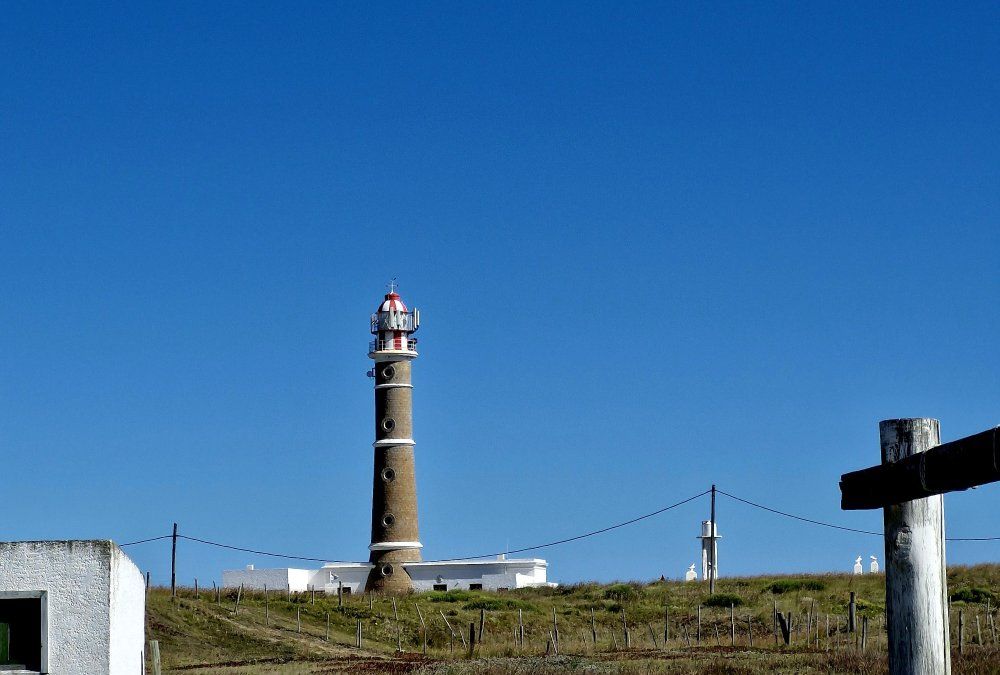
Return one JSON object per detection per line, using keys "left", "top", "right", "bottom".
{"left": 468, "top": 622, "right": 476, "bottom": 658}
{"left": 880, "top": 419, "right": 950, "bottom": 673}
{"left": 841, "top": 418, "right": 958, "bottom": 675}
{"left": 776, "top": 612, "right": 791, "bottom": 645}
{"left": 150, "top": 640, "right": 161, "bottom": 675}
{"left": 730, "top": 603, "right": 735, "bottom": 646}
{"left": 848, "top": 592, "right": 856, "bottom": 633}
{"left": 958, "top": 610, "right": 964, "bottom": 656}
{"left": 696, "top": 604, "right": 701, "bottom": 645}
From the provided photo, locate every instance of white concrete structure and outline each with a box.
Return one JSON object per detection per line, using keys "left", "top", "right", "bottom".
{"left": 0, "top": 540, "right": 145, "bottom": 675}
{"left": 853, "top": 556, "right": 864, "bottom": 575}
{"left": 223, "top": 556, "right": 553, "bottom": 593}
{"left": 696, "top": 520, "right": 719, "bottom": 582}
{"left": 870, "top": 555, "right": 880, "bottom": 574}
{"left": 684, "top": 564, "right": 697, "bottom": 582}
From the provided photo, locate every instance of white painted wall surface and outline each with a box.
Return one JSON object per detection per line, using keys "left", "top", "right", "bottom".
{"left": 224, "top": 558, "right": 554, "bottom": 594}
{"left": 109, "top": 545, "right": 146, "bottom": 674}
{"left": 406, "top": 559, "right": 552, "bottom": 591}
{"left": 0, "top": 540, "right": 145, "bottom": 675}
{"left": 314, "top": 564, "right": 372, "bottom": 595}
{"left": 222, "top": 567, "right": 315, "bottom": 592}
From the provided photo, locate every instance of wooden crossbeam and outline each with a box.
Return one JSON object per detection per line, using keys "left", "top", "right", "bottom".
{"left": 841, "top": 426, "right": 999, "bottom": 510}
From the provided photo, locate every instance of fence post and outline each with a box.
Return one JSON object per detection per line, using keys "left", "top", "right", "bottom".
{"left": 849, "top": 592, "right": 856, "bottom": 633}
{"left": 150, "top": 640, "right": 161, "bottom": 675}
{"left": 880, "top": 418, "right": 951, "bottom": 675}
{"left": 958, "top": 610, "right": 964, "bottom": 656}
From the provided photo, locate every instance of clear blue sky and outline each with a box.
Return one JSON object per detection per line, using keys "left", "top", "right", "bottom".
{"left": 2, "top": 2, "right": 998, "bottom": 586}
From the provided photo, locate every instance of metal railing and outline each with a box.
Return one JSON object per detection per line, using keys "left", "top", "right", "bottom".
{"left": 368, "top": 338, "right": 418, "bottom": 354}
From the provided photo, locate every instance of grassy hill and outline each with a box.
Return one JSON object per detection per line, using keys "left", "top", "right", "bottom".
{"left": 146, "top": 565, "right": 1000, "bottom": 673}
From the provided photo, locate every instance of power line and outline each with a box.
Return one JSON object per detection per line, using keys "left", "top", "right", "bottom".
{"left": 718, "top": 488, "right": 1000, "bottom": 542}
{"left": 119, "top": 534, "right": 173, "bottom": 547}
{"left": 422, "top": 488, "right": 711, "bottom": 563}
{"left": 117, "top": 489, "right": 709, "bottom": 564}
{"left": 117, "top": 486, "right": 999, "bottom": 564}
{"left": 717, "top": 489, "right": 882, "bottom": 536}
{"left": 177, "top": 535, "right": 355, "bottom": 563}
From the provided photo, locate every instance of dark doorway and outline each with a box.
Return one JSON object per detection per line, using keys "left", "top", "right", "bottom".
{"left": 0, "top": 597, "right": 42, "bottom": 671}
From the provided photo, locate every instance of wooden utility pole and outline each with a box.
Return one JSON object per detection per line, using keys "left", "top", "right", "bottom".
{"left": 840, "top": 418, "right": 969, "bottom": 675}
{"left": 170, "top": 523, "right": 178, "bottom": 598}
{"left": 709, "top": 484, "right": 717, "bottom": 593}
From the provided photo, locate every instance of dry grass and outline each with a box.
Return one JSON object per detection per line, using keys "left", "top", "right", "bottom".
{"left": 146, "top": 565, "right": 1000, "bottom": 673}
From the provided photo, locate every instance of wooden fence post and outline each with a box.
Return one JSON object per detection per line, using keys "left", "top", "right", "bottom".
{"left": 848, "top": 592, "right": 857, "bottom": 633}
{"left": 958, "top": 610, "right": 964, "bottom": 656}
{"left": 880, "top": 419, "right": 951, "bottom": 674}
{"left": 468, "top": 622, "right": 476, "bottom": 658}
{"left": 150, "top": 640, "right": 161, "bottom": 675}
{"left": 415, "top": 604, "right": 427, "bottom": 655}
{"left": 696, "top": 604, "right": 701, "bottom": 645}
{"left": 730, "top": 604, "right": 735, "bottom": 646}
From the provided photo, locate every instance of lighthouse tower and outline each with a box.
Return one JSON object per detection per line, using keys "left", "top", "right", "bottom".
{"left": 365, "top": 285, "right": 422, "bottom": 594}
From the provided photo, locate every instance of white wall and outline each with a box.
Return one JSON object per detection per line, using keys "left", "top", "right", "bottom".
{"left": 406, "top": 559, "right": 551, "bottom": 591}
{"left": 222, "top": 567, "right": 316, "bottom": 593}
{"left": 109, "top": 545, "right": 146, "bottom": 674}
{"left": 223, "top": 559, "right": 554, "bottom": 594}
{"left": 313, "top": 564, "right": 372, "bottom": 595}
{"left": 0, "top": 540, "right": 144, "bottom": 675}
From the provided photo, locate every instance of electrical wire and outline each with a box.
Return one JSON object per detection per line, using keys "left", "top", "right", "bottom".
{"left": 421, "top": 488, "right": 712, "bottom": 563}
{"left": 118, "top": 534, "right": 174, "bottom": 547}
{"left": 176, "top": 535, "right": 355, "bottom": 563}
{"left": 717, "top": 489, "right": 883, "bottom": 536}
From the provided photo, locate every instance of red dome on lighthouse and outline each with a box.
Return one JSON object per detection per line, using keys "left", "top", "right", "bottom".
{"left": 377, "top": 292, "right": 408, "bottom": 313}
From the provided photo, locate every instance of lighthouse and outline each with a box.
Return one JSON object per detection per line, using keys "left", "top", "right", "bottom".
{"left": 365, "top": 284, "right": 422, "bottom": 593}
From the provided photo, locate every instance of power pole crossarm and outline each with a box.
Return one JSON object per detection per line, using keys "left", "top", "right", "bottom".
{"left": 840, "top": 426, "right": 999, "bottom": 510}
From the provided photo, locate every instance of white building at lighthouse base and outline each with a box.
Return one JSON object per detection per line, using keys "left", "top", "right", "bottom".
{"left": 222, "top": 556, "right": 553, "bottom": 594}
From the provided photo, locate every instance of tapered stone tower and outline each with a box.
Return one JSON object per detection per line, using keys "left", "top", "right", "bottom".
{"left": 365, "top": 285, "right": 422, "bottom": 594}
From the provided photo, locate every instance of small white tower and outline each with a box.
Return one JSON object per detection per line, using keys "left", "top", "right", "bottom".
{"left": 696, "top": 520, "right": 719, "bottom": 582}
{"left": 870, "top": 555, "right": 879, "bottom": 574}
{"left": 853, "top": 556, "right": 863, "bottom": 575}
{"left": 685, "top": 564, "right": 697, "bottom": 582}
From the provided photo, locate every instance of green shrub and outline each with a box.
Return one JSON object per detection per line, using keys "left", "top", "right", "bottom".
{"left": 950, "top": 588, "right": 997, "bottom": 604}
{"left": 704, "top": 593, "right": 743, "bottom": 608}
{"left": 427, "top": 590, "right": 475, "bottom": 603}
{"left": 766, "top": 579, "right": 825, "bottom": 594}
{"left": 462, "top": 598, "right": 533, "bottom": 611}
{"left": 604, "top": 584, "right": 638, "bottom": 602}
